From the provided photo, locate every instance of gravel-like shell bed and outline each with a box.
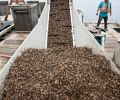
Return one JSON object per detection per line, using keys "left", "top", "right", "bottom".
{"left": 2, "top": 47, "right": 120, "bottom": 100}
{"left": 48, "top": 0, "right": 72, "bottom": 48}
{"left": 2, "top": 0, "right": 120, "bottom": 99}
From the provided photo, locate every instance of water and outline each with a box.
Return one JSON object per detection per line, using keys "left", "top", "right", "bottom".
{"left": 74, "top": 0, "right": 120, "bottom": 23}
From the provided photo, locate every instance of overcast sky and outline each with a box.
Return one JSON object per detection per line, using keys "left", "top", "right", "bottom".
{"left": 73, "top": 0, "right": 120, "bottom": 23}
{"left": 0, "top": 0, "right": 120, "bottom": 23}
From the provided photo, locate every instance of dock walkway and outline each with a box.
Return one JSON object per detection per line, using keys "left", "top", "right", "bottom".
{"left": 0, "top": 31, "right": 29, "bottom": 70}
{"left": 90, "top": 23, "right": 120, "bottom": 59}
{"left": 104, "top": 24, "right": 120, "bottom": 59}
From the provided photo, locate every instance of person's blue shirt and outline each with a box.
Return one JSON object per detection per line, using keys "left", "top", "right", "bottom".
{"left": 98, "top": 1, "right": 112, "bottom": 17}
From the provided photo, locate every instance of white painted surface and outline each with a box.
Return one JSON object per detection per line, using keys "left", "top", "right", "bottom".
{"left": 113, "top": 35, "right": 120, "bottom": 69}
{"left": 19, "top": 3, "right": 49, "bottom": 49}
{"left": 0, "top": 2, "right": 50, "bottom": 98}
{"left": 72, "top": 3, "right": 103, "bottom": 53}
{"left": 69, "top": 1, "right": 75, "bottom": 47}
{"left": 0, "top": 24, "right": 14, "bottom": 36}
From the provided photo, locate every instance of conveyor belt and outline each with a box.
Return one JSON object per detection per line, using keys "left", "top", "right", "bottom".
{"left": 48, "top": 0, "right": 72, "bottom": 48}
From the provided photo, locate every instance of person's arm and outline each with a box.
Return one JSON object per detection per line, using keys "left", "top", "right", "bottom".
{"left": 0, "top": 17, "right": 3, "bottom": 25}
{"left": 110, "top": 9, "right": 112, "bottom": 16}
{"left": 96, "top": 8, "right": 99, "bottom": 15}
{"left": 10, "top": 0, "right": 13, "bottom": 5}
{"left": 22, "top": 0, "right": 26, "bottom": 3}
{"left": 96, "top": 2, "right": 102, "bottom": 15}
{"left": 110, "top": 3, "right": 112, "bottom": 16}
{"left": 16, "top": 0, "right": 25, "bottom": 4}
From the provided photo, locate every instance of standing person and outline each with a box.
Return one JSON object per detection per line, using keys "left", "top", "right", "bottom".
{"left": 96, "top": 0, "right": 112, "bottom": 31}
{"left": 4, "top": 0, "right": 25, "bottom": 21}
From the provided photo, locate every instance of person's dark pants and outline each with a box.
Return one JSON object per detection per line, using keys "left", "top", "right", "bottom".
{"left": 97, "top": 16, "right": 108, "bottom": 30}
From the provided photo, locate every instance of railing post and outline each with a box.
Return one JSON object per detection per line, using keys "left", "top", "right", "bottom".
{"left": 81, "top": 11, "right": 84, "bottom": 23}
{"left": 70, "top": 0, "right": 72, "bottom": 3}
{"left": 77, "top": 9, "right": 84, "bottom": 23}
{"left": 47, "top": 0, "right": 50, "bottom": 4}
{"left": 69, "top": 0, "right": 73, "bottom": 6}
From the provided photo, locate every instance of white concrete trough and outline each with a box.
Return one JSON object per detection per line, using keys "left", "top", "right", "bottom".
{"left": 0, "top": 2, "right": 50, "bottom": 98}
{"left": 113, "top": 36, "right": 120, "bottom": 70}
{"left": 0, "top": 0, "right": 120, "bottom": 99}
{"left": 70, "top": 1, "right": 120, "bottom": 75}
